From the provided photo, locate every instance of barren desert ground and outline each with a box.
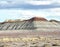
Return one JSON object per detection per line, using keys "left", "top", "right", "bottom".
{"left": 0, "top": 30, "right": 60, "bottom": 47}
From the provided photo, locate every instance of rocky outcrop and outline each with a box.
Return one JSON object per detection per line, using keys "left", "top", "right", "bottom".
{"left": 29, "top": 17, "right": 47, "bottom": 21}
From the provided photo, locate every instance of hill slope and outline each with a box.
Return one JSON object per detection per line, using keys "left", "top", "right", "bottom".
{"left": 0, "top": 17, "right": 60, "bottom": 31}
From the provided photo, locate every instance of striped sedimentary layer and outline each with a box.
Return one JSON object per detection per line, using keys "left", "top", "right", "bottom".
{"left": 0, "top": 17, "right": 60, "bottom": 31}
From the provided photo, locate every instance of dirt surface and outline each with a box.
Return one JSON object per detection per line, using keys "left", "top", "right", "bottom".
{"left": 0, "top": 30, "right": 60, "bottom": 47}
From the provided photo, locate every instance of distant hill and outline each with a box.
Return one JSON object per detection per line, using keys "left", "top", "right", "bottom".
{"left": 0, "top": 17, "right": 60, "bottom": 31}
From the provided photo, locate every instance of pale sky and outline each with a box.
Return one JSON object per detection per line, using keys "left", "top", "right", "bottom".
{"left": 0, "top": 0, "right": 60, "bottom": 22}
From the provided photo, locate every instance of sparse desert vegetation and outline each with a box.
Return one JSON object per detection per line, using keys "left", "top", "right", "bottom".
{"left": 0, "top": 35, "right": 60, "bottom": 47}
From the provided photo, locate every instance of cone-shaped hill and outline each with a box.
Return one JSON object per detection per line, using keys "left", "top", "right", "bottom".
{"left": 0, "top": 17, "right": 60, "bottom": 31}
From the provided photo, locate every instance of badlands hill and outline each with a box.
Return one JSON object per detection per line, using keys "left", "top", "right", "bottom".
{"left": 0, "top": 17, "right": 60, "bottom": 31}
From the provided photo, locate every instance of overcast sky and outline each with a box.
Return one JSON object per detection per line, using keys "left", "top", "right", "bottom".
{"left": 0, "top": 0, "right": 60, "bottom": 22}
